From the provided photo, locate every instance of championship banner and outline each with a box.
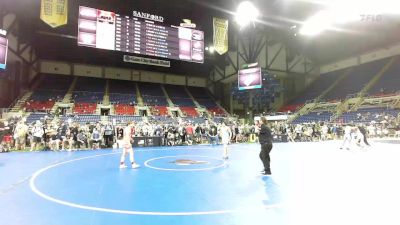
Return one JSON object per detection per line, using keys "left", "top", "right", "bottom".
{"left": 40, "top": 0, "right": 68, "bottom": 28}
{"left": 213, "top": 18, "right": 229, "bottom": 55}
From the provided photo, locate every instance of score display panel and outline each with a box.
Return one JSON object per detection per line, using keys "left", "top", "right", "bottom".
{"left": 0, "top": 33, "right": 8, "bottom": 70}
{"left": 78, "top": 6, "right": 204, "bottom": 63}
{"left": 238, "top": 67, "right": 262, "bottom": 91}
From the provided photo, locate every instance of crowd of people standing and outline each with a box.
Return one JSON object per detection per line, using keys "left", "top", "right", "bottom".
{"left": 1, "top": 112, "right": 399, "bottom": 152}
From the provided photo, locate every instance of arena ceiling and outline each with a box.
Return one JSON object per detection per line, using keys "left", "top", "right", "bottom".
{"left": 3, "top": 0, "right": 400, "bottom": 76}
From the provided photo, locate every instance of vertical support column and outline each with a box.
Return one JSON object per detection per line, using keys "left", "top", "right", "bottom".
{"left": 14, "top": 61, "right": 22, "bottom": 99}
{"left": 229, "top": 83, "right": 234, "bottom": 114}
{"left": 248, "top": 91, "right": 254, "bottom": 122}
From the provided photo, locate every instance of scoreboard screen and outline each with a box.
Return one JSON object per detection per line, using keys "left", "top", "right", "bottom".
{"left": 0, "top": 33, "right": 8, "bottom": 70}
{"left": 238, "top": 67, "right": 262, "bottom": 90}
{"left": 78, "top": 6, "right": 204, "bottom": 63}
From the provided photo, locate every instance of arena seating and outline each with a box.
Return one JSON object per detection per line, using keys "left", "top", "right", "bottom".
{"left": 25, "top": 74, "right": 71, "bottom": 111}
{"left": 114, "top": 104, "right": 135, "bottom": 115}
{"left": 208, "top": 107, "right": 227, "bottom": 117}
{"left": 286, "top": 69, "right": 346, "bottom": 108}
{"left": 186, "top": 87, "right": 227, "bottom": 116}
{"left": 29, "top": 90, "right": 65, "bottom": 102}
{"left": 74, "top": 77, "right": 106, "bottom": 92}
{"left": 109, "top": 94, "right": 137, "bottom": 105}
{"left": 73, "top": 103, "right": 97, "bottom": 114}
{"left": 213, "top": 117, "right": 225, "bottom": 123}
{"left": 180, "top": 106, "right": 198, "bottom": 117}
{"left": 184, "top": 117, "right": 206, "bottom": 124}
{"left": 165, "top": 85, "right": 196, "bottom": 108}
{"left": 172, "top": 98, "right": 196, "bottom": 107}
{"left": 139, "top": 83, "right": 164, "bottom": 96}
{"left": 292, "top": 111, "right": 333, "bottom": 124}
{"left": 109, "top": 79, "right": 136, "bottom": 93}
{"left": 278, "top": 103, "right": 305, "bottom": 113}
{"left": 37, "top": 74, "right": 73, "bottom": 90}
{"left": 153, "top": 106, "right": 169, "bottom": 116}
{"left": 368, "top": 58, "right": 400, "bottom": 96}
{"left": 72, "top": 77, "right": 105, "bottom": 107}
{"left": 335, "top": 107, "right": 400, "bottom": 123}
{"left": 26, "top": 113, "right": 48, "bottom": 124}
{"left": 25, "top": 100, "right": 56, "bottom": 112}
{"left": 109, "top": 115, "right": 142, "bottom": 124}
{"left": 187, "top": 86, "right": 210, "bottom": 98}
{"left": 150, "top": 115, "right": 177, "bottom": 123}
{"left": 143, "top": 96, "right": 169, "bottom": 106}
{"left": 164, "top": 85, "right": 189, "bottom": 98}
{"left": 109, "top": 80, "right": 137, "bottom": 105}
{"left": 72, "top": 92, "right": 103, "bottom": 103}
{"left": 26, "top": 90, "right": 65, "bottom": 112}
{"left": 16, "top": 75, "right": 230, "bottom": 120}
{"left": 139, "top": 83, "right": 168, "bottom": 106}
{"left": 61, "top": 114, "right": 101, "bottom": 124}
{"left": 324, "top": 58, "right": 389, "bottom": 101}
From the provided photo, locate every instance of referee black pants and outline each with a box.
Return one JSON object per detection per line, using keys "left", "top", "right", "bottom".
{"left": 260, "top": 143, "right": 273, "bottom": 172}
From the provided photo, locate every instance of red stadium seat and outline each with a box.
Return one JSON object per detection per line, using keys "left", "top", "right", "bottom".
{"left": 73, "top": 103, "right": 97, "bottom": 114}
{"left": 114, "top": 104, "right": 135, "bottom": 115}
{"left": 180, "top": 107, "right": 198, "bottom": 117}
{"left": 153, "top": 106, "right": 169, "bottom": 116}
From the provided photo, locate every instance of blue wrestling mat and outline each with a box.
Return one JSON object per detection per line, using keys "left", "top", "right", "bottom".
{"left": 1, "top": 141, "right": 400, "bottom": 225}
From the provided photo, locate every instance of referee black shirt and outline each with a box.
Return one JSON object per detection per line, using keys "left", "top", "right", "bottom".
{"left": 259, "top": 124, "right": 273, "bottom": 145}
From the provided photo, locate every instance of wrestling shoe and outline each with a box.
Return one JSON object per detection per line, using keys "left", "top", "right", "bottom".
{"left": 261, "top": 170, "right": 272, "bottom": 176}
{"left": 131, "top": 163, "right": 140, "bottom": 169}
{"left": 119, "top": 164, "right": 127, "bottom": 169}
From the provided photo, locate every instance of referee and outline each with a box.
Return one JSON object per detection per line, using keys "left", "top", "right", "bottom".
{"left": 259, "top": 117, "right": 273, "bottom": 175}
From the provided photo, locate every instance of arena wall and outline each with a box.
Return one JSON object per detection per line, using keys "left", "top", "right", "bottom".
{"left": 39, "top": 60, "right": 207, "bottom": 87}
{"left": 165, "top": 75, "right": 186, "bottom": 85}
{"left": 320, "top": 42, "right": 400, "bottom": 74}
{"left": 0, "top": 12, "right": 39, "bottom": 108}
{"left": 105, "top": 68, "right": 131, "bottom": 81}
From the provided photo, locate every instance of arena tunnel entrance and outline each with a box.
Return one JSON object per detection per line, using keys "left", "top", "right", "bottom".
{"left": 139, "top": 109, "right": 148, "bottom": 117}
{"left": 101, "top": 108, "right": 110, "bottom": 116}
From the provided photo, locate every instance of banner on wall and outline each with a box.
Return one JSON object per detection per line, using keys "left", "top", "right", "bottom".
{"left": 123, "top": 55, "right": 171, "bottom": 68}
{"left": 213, "top": 18, "right": 229, "bottom": 55}
{"left": 40, "top": 0, "right": 68, "bottom": 28}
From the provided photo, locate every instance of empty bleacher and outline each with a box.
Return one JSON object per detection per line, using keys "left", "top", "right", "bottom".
{"left": 184, "top": 117, "right": 206, "bottom": 124}
{"left": 368, "top": 58, "right": 400, "bottom": 96}
{"left": 26, "top": 113, "right": 49, "bottom": 124}
{"left": 323, "top": 58, "right": 389, "bottom": 101}
{"left": 72, "top": 92, "right": 104, "bottom": 103}
{"left": 109, "top": 94, "right": 137, "bottom": 105}
{"left": 139, "top": 83, "right": 168, "bottom": 106}
{"left": 114, "top": 104, "right": 135, "bottom": 115}
{"left": 335, "top": 107, "right": 400, "bottom": 123}
{"left": 109, "top": 115, "right": 142, "bottom": 124}
{"left": 152, "top": 106, "right": 169, "bottom": 116}
{"left": 61, "top": 114, "right": 101, "bottom": 124}
{"left": 292, "top": 111, "right": 333, "bottom": 124}
{"left": 15, "top": 75, "right": 230, "bottom": 120}
{"left": 188, "top": 87, "right": 226, "bottom": 116}
{"left": 180, "top": 106, "right": 198, "bottom": 117}
{"left": 289, "top": 70, "right": 345, "bottom": 106}
{"left": 25, "top": 74, "right": 72, "bottom": 112}
{"left": 74, "top": 77, "right": 106, "bottom": 92}
{"left": 37, "top": 74, "right": 73, "bottom": 91}
{"left": 73, "top": 103, "right": 97, "bottom": 114}
{"left": 165, "top": 85, "right": 198, "bottom": 116}
{"left": 109, "top": 80, "right": 137, "bottom": 105}
{"left": 150, "top": 115, "right": 177, "bottom": 123}
{"left": 72, "top": 77, "right": 105, "bottom": 106}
